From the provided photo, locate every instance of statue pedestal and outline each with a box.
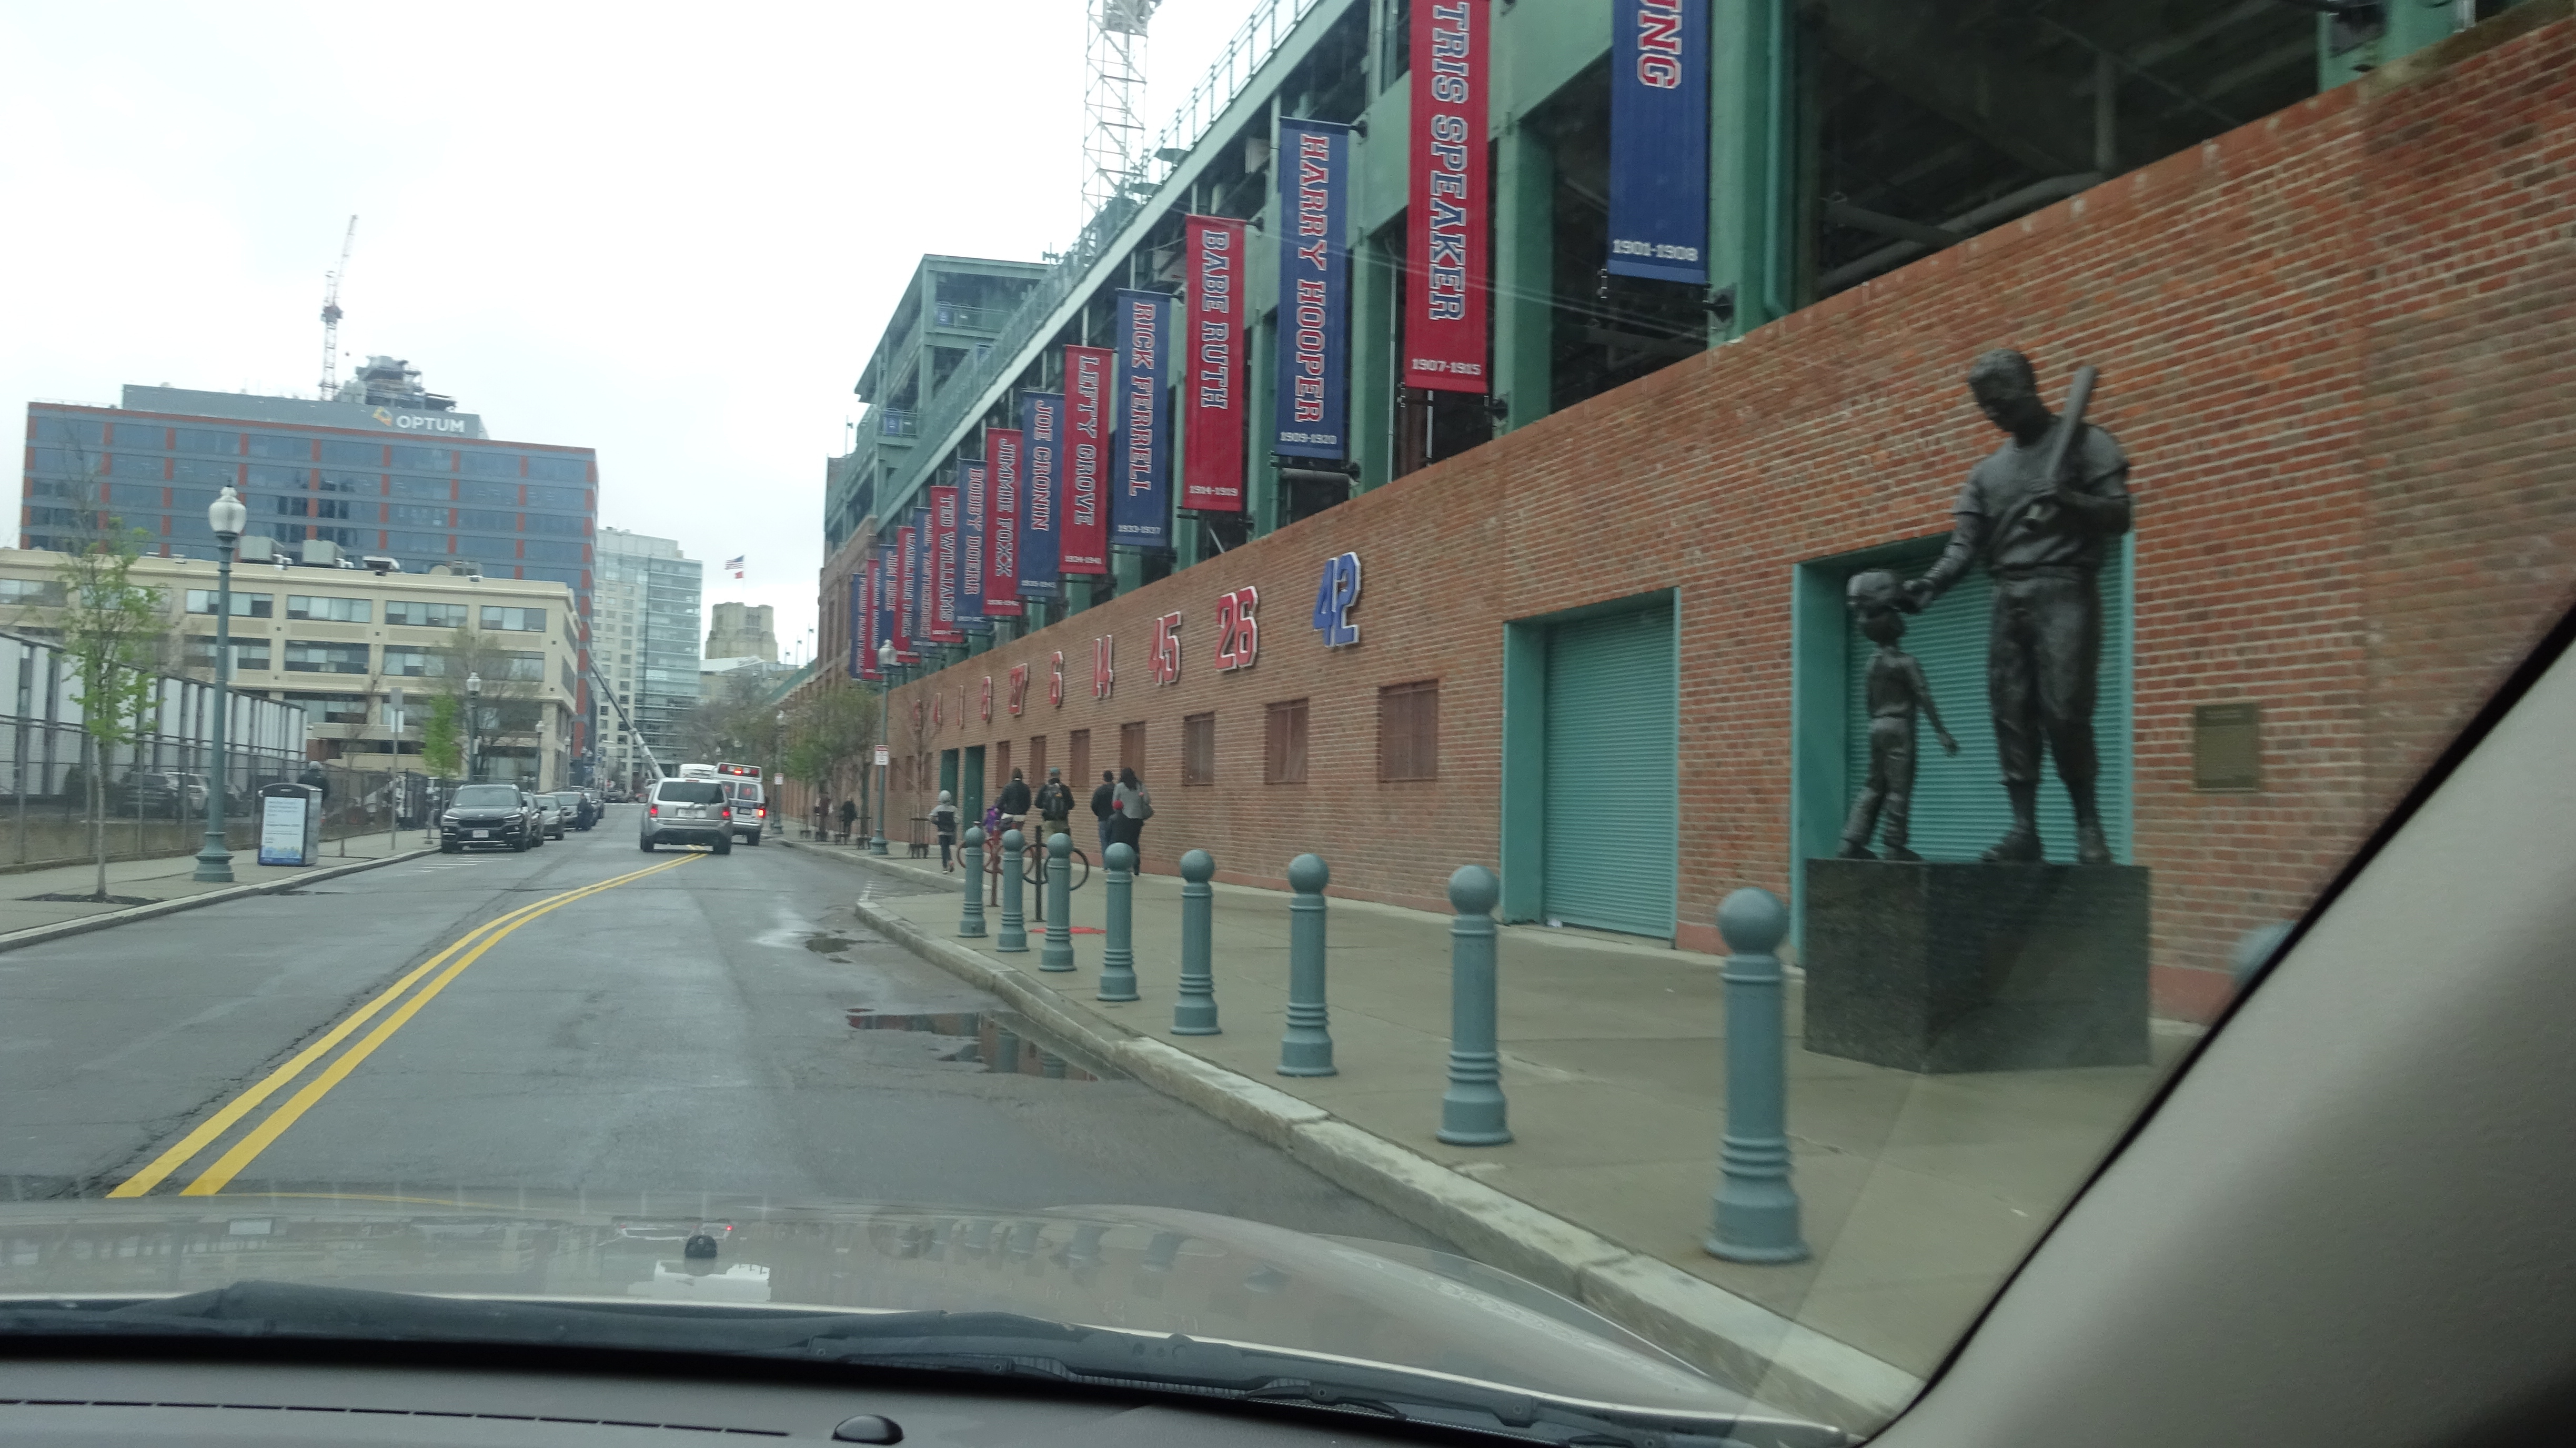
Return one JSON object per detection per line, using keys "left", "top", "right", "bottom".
{"left": 1803, "top": 860, "right": 2149, "bottom": 1073}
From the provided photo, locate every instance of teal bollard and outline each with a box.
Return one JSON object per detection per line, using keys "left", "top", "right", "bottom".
{"left": 1099, "top": 842, "right": 1139, "bottom": 1001}
{"left": 1041, "top": 832, "right": 1076, "bottom": 971}
{"left": 1173, "top": 849, "right": 1219, "bottom": 1034}
{"left": 1437, "top": 864, "right": 1510, "bottom": 1145}
{"left": 996, "top": 829, "right": 1028, "bottom": 952}
{"left": 1705, "top": 887, "right": 1808, "bottom": 1264}
{"left": 957, "top": 826, "right": 987, "bottom": 938}
{"left": 1277, "top": 853, "right": 1336, "bottom": 1076}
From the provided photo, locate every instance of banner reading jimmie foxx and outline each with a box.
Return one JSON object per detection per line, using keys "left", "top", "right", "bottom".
{"left": 984, "top": 427, "right": 1024, "bottom": 615}
{"left": 1061, "top": 346, "right": 1113, "bottom": 573}
{"left": 1183, "top": 216, "right": 1246, "bottom": 512}
{"left": 1274, "top": 118, "right": 1351, "bottom": 459}
{"left": 1018, "top": 391, "right": 1064, "bottom": 597}
{"left": 1405, "top": 0, "right": 1490, "bottom": 393}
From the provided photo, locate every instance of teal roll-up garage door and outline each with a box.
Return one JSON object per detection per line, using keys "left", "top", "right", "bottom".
{"left": 1543, "top": 607, "right": 1676, "bottom": 937}
{"left": 1843, "top": 547, "right": 2130, "bottom": 862}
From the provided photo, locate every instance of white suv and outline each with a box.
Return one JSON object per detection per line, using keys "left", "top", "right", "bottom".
{"left": 721, "top": 779, "right": 767, "bottom": 845}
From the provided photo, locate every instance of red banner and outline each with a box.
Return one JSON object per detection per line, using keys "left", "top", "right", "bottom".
{"left": 1183, "top": 215, "right": 1247, "bottom": 512}
{"left": 984, "top": 428, "right": 1024, "bottom": 615}
{"left": 893, "top": 524, "right": 917, "bottom": 661}
{"left": 857, "top": 561, "right": 879, "bottom": 680}
{"left": 929, "top": 485, "right": 963, "bottom": 645}
{"left": 1062, "top": 344, "right": 1113, "bottom": 572}
{"left": 1405, "top": 0, "right": 1490, "bottom": 393}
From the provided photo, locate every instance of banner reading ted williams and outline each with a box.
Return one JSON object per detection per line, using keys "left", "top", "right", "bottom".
{"left": 1406, "top": 0, "right": 1490, "bottom": 393}
{"left": 1061, "top": 345, "right": 1113, "bottom": 573}
{"left": 930, "top": 486, "right": 962, "bottom": 645}
{"left": 1609, "top": 0, "right": 1709, "bottom": 284}
{"left": 911, "top": 507, "right": 935, "bottom": 651}
{"left": 1274, "top": 118, "right": 1351, "bottom": 460}
{"left": 1112, "top": 288, "right": 1172, "bottom": 550}
{"left": 891, "top": 530, "right": 916, "bottom": 662}
{"left": 1183, "top": 216, "right": 1246, "bottom": 512}
{"left": 984, "top": 428, "right": 1024, "bottom": 615}
{"left": 956, "top": 464, "right": 988, "bottom": 628}
{"left": 1018, "top": 392, "right": 1063, "bottom": 597}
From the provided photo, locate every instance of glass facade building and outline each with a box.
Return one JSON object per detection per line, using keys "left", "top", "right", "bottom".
{"left": 592, "top": 528, "right": 701, "bottom": 790}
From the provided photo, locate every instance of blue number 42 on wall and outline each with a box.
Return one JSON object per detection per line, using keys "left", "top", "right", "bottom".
{"left": 1311, "top": 551, "right": 1361, "bottom": 648}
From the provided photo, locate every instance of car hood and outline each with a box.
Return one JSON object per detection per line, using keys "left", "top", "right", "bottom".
{"left": 0, "top": 1196, "right": 1773, "bottom": 1423}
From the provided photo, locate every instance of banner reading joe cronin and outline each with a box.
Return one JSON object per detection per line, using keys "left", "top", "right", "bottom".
{"left": 1183, "top": 215, "right": 1246, "bottom": 512}
{"left": 1405, "top": 0, "right": 1488, "bottom": 393}
{"left": 1019, "top": 391, "right": 1064, "bottom": 598}
{"left": 1275, "top": 118, "right": 1351, "bottom": 460}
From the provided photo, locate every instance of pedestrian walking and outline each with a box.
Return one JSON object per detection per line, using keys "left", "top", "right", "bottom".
{"left": 836, "top": 797, "right": 858, "bottom": 844}
{"left": 1033, "top": 767, "right": 1075, "bottom": 847}
{"left": 997, "top": 768, "right": 1032, "bottom": 839}
{"left": 929, "top": 790, "right": 958, "bottom": 867}
{"left": 1089, "top": 770, "right": 1116, "bottom": 857}
{"left": 1111, "top": 767, "right": 1153, "bottom": 858}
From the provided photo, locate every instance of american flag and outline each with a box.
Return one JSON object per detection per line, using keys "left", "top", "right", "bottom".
{"left": 723, "top": 555, "right": 744, "bottom": 579}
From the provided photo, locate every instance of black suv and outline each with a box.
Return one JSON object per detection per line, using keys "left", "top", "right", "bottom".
{"left": 440, "top": 782, "right": 540, "bottom": 852}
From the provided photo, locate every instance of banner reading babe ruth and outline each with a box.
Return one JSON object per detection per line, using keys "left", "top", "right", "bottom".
{"left": 1018, "top": 391, "right": 1064, "bottom": 598}
{"left": 1183, "top": 215, "right": 1246, "bottom": 512}
{"left": 1061, "top": 346, "right": 1113, "bottom": 573}
{"left": 984, "top": 427, "right": 1024, "bottom": 616}
{"left": 1405, "top": 0, "right": 1490, "bottom": 393}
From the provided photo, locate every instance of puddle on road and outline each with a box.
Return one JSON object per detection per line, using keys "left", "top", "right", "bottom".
{"left": 803, "top": 935, "right": 858, "bottom": 955}
{"left": 845, "top": 1009, "right": 1106, "bottom": 1082}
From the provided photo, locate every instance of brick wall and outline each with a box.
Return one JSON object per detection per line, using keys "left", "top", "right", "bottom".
{"left": 884, "top": 8, "right": 2576, "bottom": 1019}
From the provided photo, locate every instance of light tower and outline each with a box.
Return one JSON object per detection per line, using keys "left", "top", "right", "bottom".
{"left": 1082, "top": 0, "right": 1161, "bottom": 224}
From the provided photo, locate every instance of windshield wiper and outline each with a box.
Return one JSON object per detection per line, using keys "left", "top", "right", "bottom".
{"left": 0, "top": 1282, "right": 1849, "bottom": 1448}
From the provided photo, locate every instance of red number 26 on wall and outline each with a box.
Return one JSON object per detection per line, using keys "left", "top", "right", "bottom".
{"left": 1214, "top": 586, "right": 1259, "bottom": 671}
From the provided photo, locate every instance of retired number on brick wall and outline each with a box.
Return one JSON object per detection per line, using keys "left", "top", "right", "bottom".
{"left": 1049, "top": 650, "right": 1065, "bottom": 708}
{"left": 1092, "top": 636, "right": 1114, "bottom": 700}
{"left": 1312, "top": 551, "right": 1361, "bottom": 648}
{"left": 1214, "top": 586, "right": 1260, "bottom": 670}
{"left": 1007, "top": 664, "right": 1028, "bottom": 716}
{"left": 1150, "top": 612, "right": 1183, "bottom": 686}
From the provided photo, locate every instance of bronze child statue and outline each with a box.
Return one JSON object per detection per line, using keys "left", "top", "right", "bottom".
{"left": 1838, "top": 570, "right": 1959, "bottom": 862}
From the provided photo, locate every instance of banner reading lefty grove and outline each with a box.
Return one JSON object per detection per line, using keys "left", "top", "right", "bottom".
{"left": 1183, "top": 216, "right": 1246, "bottom": 512}
{"left": 1112, "top": 288, "right": 1172, "bottom": 550}
{"left": 984, "top": 428, "right": 1024, "bottom": 615}
{"left": 1608, "top": 0, "right": 1709, "bottom": 284}
{"left": 1062, "top": 346, "right": 1113, "bottom": 574}
{"left": 1405, "top": 0, "right": 1490, "bottom": 393}
{"left": 1019, "top": 391, "right": 1064, "bottom": 597}
{"left": 1274, "top": 118, "right": 1351, "bottom": 459}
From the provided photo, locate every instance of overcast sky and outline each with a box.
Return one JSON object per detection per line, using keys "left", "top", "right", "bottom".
{"left": 1, "top": 0, "right": 1247, "bottom": 661}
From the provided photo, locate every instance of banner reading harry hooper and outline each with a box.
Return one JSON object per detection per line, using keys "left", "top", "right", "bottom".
{"left": 984, "top": 428, "right": 1024, "bottom": 615}
{"left": 1183, "top": 216, "right": 1246, "bottom": 512}
{"left": 1018, "top": 391, "right": 1063, "bottom": 597}
{"left": 1061, "top": 346, "right": 1112, "bottom": 573}
{"left": 1274, "top": 118, "right": 1351, "bottom": 459}
{"left": 1112, "top": 288, "right": 1172, "bottom": 550}
{"left": 1608, "top": 0, "right": 1709, "bottom": 284}
{"left": 1405, "top": 0, "right": 1490, "bottom": 393}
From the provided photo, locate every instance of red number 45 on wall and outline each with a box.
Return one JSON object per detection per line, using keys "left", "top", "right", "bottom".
{"left": 1214, "top": 586, "right": 1259, "bottom": 670}
{"left": 1150, "top": 612, "right": 1183, "bottom": 685}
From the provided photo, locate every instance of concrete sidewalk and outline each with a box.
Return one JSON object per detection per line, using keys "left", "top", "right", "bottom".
{"left": 786, "top": 831, "right": 2195, "bottom": 1421}
{"left": 0, "top": 829, "right": 432, "bottom": 948}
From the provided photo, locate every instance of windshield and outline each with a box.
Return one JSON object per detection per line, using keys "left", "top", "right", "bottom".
{"left": 7, "top": 3, "right": 2572, "bottom": 1441}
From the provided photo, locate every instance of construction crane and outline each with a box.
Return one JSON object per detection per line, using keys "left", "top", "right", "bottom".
{"left": 1082, "top": 0, "right": 1161, "bottom": 220}
{"left": 317, "top": 215, "right": 357, "bottom": 401}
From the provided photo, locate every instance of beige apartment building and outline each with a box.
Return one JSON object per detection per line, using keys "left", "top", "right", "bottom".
{"left": 0, "top": 549, "right": 580, "bottom": 789}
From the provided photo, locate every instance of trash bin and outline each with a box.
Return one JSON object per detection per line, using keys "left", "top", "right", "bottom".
{"left": 257, "top": 782, "right": 321, "bottom": 867}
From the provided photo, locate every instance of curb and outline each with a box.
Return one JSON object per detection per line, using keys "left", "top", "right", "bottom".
{"left": 829, "top": 846, "right": 1921, "bottom": 1427}
{"left": 0, "top": 846, "right": 438, "bottom": 956}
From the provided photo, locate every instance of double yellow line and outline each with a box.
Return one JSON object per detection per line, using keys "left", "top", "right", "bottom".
{"left": 109, "top": 853, "right": 699, "bottom": 1199}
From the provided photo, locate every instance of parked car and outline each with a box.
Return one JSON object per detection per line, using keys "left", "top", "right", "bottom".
{"left": 639, "top": 778, "right": 731, "bottom": 854}
{"left": 719, "top": 778, "right": 768, "bottom": 845}
{"left": 439, "top": 782, "right": 539, "bottom": 852}
{"left": 532, "top": 792, "right": 567, "bottom": 840}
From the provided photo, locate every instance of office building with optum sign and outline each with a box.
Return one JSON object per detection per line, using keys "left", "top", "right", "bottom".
{"left": 866, "top": 6, "right": 2576, "bottom": 1020}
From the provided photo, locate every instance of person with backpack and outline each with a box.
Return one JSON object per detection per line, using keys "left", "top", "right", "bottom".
{"left": 1089, "top": 770, "right": 1116, "bottom": 857}
{"left": 929, "top": 789, "right": 958, "bottom": 868}
{"left": 1110, "top": 766, "right": 1153, "bottom": 860}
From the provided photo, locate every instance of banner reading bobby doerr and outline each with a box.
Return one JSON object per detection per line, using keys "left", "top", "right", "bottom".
{"left": 1405, "top": 0, "right": 1490, "bottom": 393}
{"left": 984, "top": 428, "right": 1024, "bottom": 616}
{"left": 1018, "top": 391, "right": 1063, "bottom": 598}
{"left": 1062, "top": 346, "right": 1112, "bottom": 574}
{"left": 1112, "top": 288, "right": 1172, "bottom": 551}
{"left": 956, "top": 462, "right": 988, "bottom": 629}
{"left": 1275, "top": 118, "right": 1351, "bottom": 460}
{"left": 1184, "top": 216, "right": 1246, "bottom": 512}
{"left": 1608, "top": 0, "right": 1709, "bottom": 284}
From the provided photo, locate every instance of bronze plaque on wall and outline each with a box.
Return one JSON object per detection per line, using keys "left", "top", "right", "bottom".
{"left": 2192, "top": 702, "right": 2262, "bottom": 792}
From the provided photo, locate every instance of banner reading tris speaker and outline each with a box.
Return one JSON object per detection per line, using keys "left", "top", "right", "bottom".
{"left": 1183, "top": 215, "right": 1246, "bottom": 512}
{"left": 1274, "top": 118, "right": 1351, "bottom": 459}
{"left": 1406, "top": 0, "right": 1489, "bottom": 393}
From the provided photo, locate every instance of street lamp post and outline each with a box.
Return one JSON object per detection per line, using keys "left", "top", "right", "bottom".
{"left": 465, "top": 672, "right": 482, "bottom": 782}
{"left": 191, "top": 487, "right": 248, "bottom": 883}
{"left": 872, "top": 641, "right": 894, "bottom": 854}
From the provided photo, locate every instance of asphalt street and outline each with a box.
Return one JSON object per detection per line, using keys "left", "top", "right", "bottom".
{"left": 0, "top": 807, "right": 1435, "bottom": 1245}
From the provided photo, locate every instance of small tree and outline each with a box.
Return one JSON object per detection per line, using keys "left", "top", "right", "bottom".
{"left": 421, "top": 695, "right": 464, "bottom": 779}
{"left": 782, "top": 682, "right": 880, "bottom": 823}
{"left": 431, "top": 626, "right": 546, "bottom": 783}
{"left": 49, "top": 465, "right": 167, "bottom": 900}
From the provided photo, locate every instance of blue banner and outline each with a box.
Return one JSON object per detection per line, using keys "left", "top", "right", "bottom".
{"left": 1112, "top": 288, "right": 1172, "bottom": 550}
{"left": 1018, "top": 390, "right": 1063, "bottom": 597}
{"left": 1274, "top": 118, "right": 1351, "bottom": 459}
{"left": 957, "top": 461, "right": 988, "bottom": 627}
{"left": 1608, "top": 0, "right": 1709, "bottom": 284}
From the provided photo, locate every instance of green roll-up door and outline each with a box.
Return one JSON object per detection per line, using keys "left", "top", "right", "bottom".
{"left": 1843, "top": 547, "right": 2130, "bottom": 862}
{"left": 1543, "top": 607, "right": 1677, "bottom": 937}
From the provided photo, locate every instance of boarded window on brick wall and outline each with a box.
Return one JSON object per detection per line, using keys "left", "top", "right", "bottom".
{"left": 1182, "top": 713, "right": 1216, "bottom": 786}
{"left": 1266, "top": 699, "right": 1309, "bottom": 784}
{"left": 1028, "top": 735, "right": 1046, "bottom": 787}
{"left": 1378, "top": 680, "right": 1440, "bottom": 782}
{"left": 1069, "top": 729, "right": 1091, "bottom": 791}
{"left": 994, "top": 740, "right": 1012, "bottom": 793}
{"left": 1120, "top": 721, "right": 1147, "bottom": 780}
